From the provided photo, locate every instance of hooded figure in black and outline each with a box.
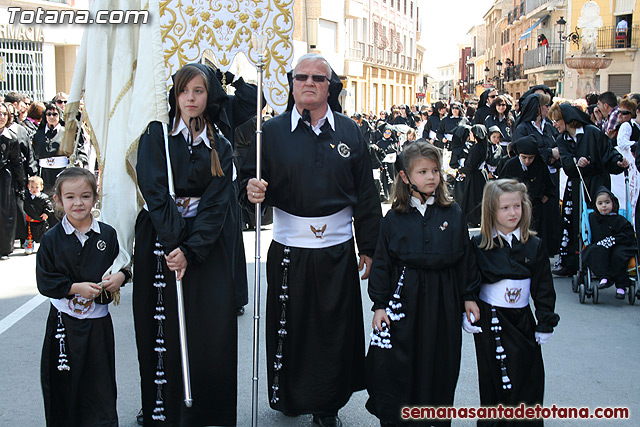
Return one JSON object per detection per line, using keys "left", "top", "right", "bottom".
{"left": 500, "top": 136, "right": 556, "bottom": 237}
{"left": 555, "top": 103, "right": 627, "bottom": 275}
{"left": 473, "top": 89, "right": 495, "bottom": 125}
{"left": 240, "top": 53, "right": 381, "bottom": 423}
{"left": 519, "top": 84, "right": 553, "bottom": 104}
{"left": 459, "top": 124, "right": 489, "bottom": 227}
{"left": 449, "top": 123, "right": 472, "bottom": 203}
{"left": 134, "top": 63, "right": 239, "bottom": 426}
{"left": 486, "top": 126, "right": 508, "bottom": 178}
{"left": 582, "top": 187, "right": 636, "bottom": 294}
{"left": 437, "top": 103, "right": 469, "bottom": 150}
{"left": 484, "top": 95, "right": 513, "bottom": 147}
{"left": 513, "top": 93, "right": 561, "bottom": 255}
{"left": 374, "top": 124, "right": 399, "bottom": 201}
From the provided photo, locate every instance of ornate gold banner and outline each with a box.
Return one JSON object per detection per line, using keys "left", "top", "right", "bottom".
{"left": 160, "top": 0, "right": 294, "bottom": 112}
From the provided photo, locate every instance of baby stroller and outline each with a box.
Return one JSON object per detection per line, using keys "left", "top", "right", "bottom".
{"left": 572, "top": 169, "right": 638, "bottom": 304}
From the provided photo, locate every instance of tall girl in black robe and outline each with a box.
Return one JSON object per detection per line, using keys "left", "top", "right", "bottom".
{"left": 513, "top": 94, "right": 561, "bottom": 256}
{"left": 466, "top": 179, "right": 559, "bottom": 427}
{"left": 367, "top": 141, "right": 480, "bottom": 426}
{"left": 550, "top": 103, "right": 626, "bottom": 275}
{"left": 437, "top": 103, "right": 469, "bottom": 150}
{"left": 484, "top": 95, "right": 513, "bottom": 148}
{"left": 0, "top": 103, "right": 25, "bottom": 258}
{"left": 134, "top": 64, "right": 238, "bottom": 426}
{"left": 449, "top": 124, "right": 472, "bottom": 204}
{"left": 425, "top": 101, "right": 446, "bottom": 145}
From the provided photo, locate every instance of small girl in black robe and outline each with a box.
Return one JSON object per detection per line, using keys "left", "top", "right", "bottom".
{"left": 465, "top": 179, "right": 559, "bottom": 427}
{"left": 366, "top": 141, "right": 480, "bottom": 426}
{"left": 24, "top": 175, "right": 54, "bottom": 253}
{"left": 582, "top": 187, "right": 636, "bottom": 299}
{"left": 36, "top": 167, "right": 129, "bottom": 427}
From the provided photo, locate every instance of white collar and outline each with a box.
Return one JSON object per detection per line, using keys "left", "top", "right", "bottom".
{"left": 565, "top": 126, "right": 584, "bottom": 141}
{"left": 410, "top": 194, "right": 435, "bottom": 216}
{"left": 47, "top": 123, "right": 62, "bottom": 133}
{"left": 530, "top": 118, "right": 546, "bottom": 134}
{"left": 61, "top": 215, "right": 101, "bottom": 235}
{"left": 519, "top": 157, "right": 528, "bottom": 171}
{"left": 291, "top": 104, "right": 335, "bottom": 134}
{"left": 493, "top": 227, "right": 521, "bottom": 246}
{"left": 171, "top": 117, "right": 211, "bottom": 149}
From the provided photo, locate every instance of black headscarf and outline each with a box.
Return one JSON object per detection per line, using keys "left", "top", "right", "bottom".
{"left": 511, "top": 135, "right": 538, "bottom": 155}
{"left": 479, "top": 89, "right": 491, "bottom": 107}
{"left": 514, "top": 93, "right": 543, "bottom": 129}
{"left": 471, "top": 124, "right": 488, "bottom": 144}
{"left": 558, "top": 103, "right": 592, "bottom": 127}
{"left": 285, "top": 65, "right": 343, "bottom": 114}
{"left": 593, "top": 186, "right": 620, "bottom": 214}
{"left": 168, "top": 63, "right": 230, "bottom": 135}
{"left": 488, "top": 125, "right": 504, "bottom": 140}
{"left": 520, "top": 84, "right": 553, "bottom": 103}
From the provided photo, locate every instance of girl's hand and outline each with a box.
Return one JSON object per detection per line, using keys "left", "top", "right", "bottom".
{"left": 101, "top": 272, "right": 125, "bottom": 292}
{"left": 464, "top": 300, "right": 480, "bottom": 323}
{"left": 372, "top": 309, "right": 390, "bottom": 332}
{"left": 165, "top": 248, "right": 188, "bottom": 280}
{"left": 247, "top": 178, "right": 268, "bottom": 204}
{"left": 41, "top": 213, "right": 48, "bottom": 220}
{"left": 70, "top": 282, "right": 102, "bottom": 300}
{"left": 551, "top": 147, "right": 560, "bottom": 160}
{"left": 358, "top": 254, "right": 373, "bottom": 280}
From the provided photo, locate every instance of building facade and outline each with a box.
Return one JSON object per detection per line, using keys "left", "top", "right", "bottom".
{"left": 0, "top": 0, "right": 87, "bottom": 102}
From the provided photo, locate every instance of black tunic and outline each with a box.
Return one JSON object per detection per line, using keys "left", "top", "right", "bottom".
{"left": 366, "top": 203, "right": 480, "bottom": 426}
{"left": 437, "top": 116, "right": 468, "bottom": 149}
{"left": 0, "top": 125, "right": 25, "bottom": 256}
{"left": 13, "top": 123, "right": 38, "bottom": 243}
{"left": 240, "top": 110, "right": 382, "bottom": 415}
{"left": 484, "top": 115, "right": 512, "bottom": 144}
{"left": 500, "top": 157, "right": 556, "bottom": 234}
{"left": 32, "top": 125, "right": 67, "bottom": 197}
{"left": 24, "top": 192, "right": 54, "bottom": 242}
{"left": 134, "top": 121, "right": 238, "bottom": 426}
{"left": 470, "top": 234, "right": 559, "bottom": 427}
{"left": 557, "top": 125, "right": 624, "bottom": 270}
{"left": 36, "top": 221, "right": 121, "bottom": 427}
{"left": 583, "top": 210, "right": 636, "bottom": 287}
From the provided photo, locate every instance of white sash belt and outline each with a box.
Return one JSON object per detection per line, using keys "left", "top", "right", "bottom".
{"left": 479, "top": 278, "right": 531, "bottom": 309}
{"left": 39, "top": 156, "right": 69, "bottom": 169}
{"left": 273, "top": 206, "right": 354, "bottom": 249}
{"left": 51, "top": 298, "right": 109, "bottom": 319}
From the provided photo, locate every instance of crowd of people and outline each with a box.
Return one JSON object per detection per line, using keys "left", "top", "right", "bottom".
{"left": 1, "top": 52, "right": 639, "bottom": 426}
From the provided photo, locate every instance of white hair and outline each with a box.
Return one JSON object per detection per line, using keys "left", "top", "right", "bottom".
{"left": 294, "top": 53, "right": 332, "bottom": 78}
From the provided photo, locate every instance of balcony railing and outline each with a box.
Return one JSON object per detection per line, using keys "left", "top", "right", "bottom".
{"left": 504, "top": 64, "right": 525, "bottom": 82}
{"left": 525, "top": 0, "right": 549, "bottom": 16}
{"left": 346, "top": 42, "right": 421, "bottom": 72}
{"left": 597, "top": 25, "right": 639, "bottom": 49}
{"left": 523, "top": 43, "right": 565, "bottom": 70}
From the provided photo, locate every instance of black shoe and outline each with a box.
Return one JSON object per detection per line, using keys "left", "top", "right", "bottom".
{"left": 616, "top": 288, "right": 626, "bottom": 299}
{"left": 237, "top": 306, "right": 245, "bottom": 316}
{"left": 136, "top": 408, "right": 144, "bottom": 426}
{"left": 313, "top": 414, "right": 343, "bottom": 427}
{"left": 552, "top": 267, "right": 576, "bottom": 277}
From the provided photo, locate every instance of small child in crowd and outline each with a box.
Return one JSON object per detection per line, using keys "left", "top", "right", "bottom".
{"left": 36, "top": 167, "right": 130, "bottom": 426}
{"left": 366, "top": 141, "right": 480, "bottom": 426}
{"left": 465, "top": 179, "right": 559, "bottom": 427}
{"left": 23, "top": 175, "right": 54, "bottom": 253}
{"left": 583, "top": 187, "right": 637, "bottom": 299}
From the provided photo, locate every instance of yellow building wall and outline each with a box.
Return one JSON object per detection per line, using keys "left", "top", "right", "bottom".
{"left": 569, "top": 0, "right": 637, "bottom": 52}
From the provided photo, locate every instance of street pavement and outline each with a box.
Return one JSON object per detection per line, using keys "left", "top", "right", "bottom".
{"left": 1, "top": 221, "right": 639, "bottom": 426}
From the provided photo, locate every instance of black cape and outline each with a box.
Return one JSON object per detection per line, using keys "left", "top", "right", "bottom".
{"left": 0, "top": 125, "right": 25, "bottom": 256}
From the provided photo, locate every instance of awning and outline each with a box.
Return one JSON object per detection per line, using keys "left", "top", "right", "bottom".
{"left": 520, "top": 14, "right": 549, "bottom": 40}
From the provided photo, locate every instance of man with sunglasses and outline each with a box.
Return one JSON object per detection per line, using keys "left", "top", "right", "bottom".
{"left": 473, "top": 88, "right": 497, "bottom": 125}
{"left": 52, "top": 92, "right": 68, "bottom": 111}
{"left": 242, "top": 53, "right": 381, "bottom": 427}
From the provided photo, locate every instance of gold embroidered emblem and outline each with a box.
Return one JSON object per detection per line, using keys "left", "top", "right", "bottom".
{"left": 330, "top": 144, "right": 335, "bottom": 149}
{"left": 68, "top": 296, "right": 95, "bottom": 315}
{"left": 504, "top": 287, "right": 522, "bottom": 304}
{"left": 310, "top": 224, "right": 327, "bottom": 239}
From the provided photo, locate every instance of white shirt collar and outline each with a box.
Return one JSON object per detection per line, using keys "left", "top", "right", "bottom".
{"left": 492, "top": 227, "right": 521, "bottom": 246}
{"left": 530, "top": 118, "right": 547, "bottom": 134}
{"left": 47, "top": 123, "right": 62, "bottom": 133}
{"left": 519, "top": 158, "right": 528, "bottom": 171}
{"left": 171, "top": 117, "right": 212, "bottom": 149}
{"left": 410, "top": 194, "right": 435, "bottom": 216}
{"left": 61, "top": 215, "right": 101, "bottom": 235}
{"left": 564, "top": 126, "right": 584, "bottom": 141}
{"left": 291, "top": 104, "right": 336, "bottom": 135}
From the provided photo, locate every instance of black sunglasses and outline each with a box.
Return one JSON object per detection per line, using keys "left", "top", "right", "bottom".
{"left": 293, "top": 74, "right": 329, "bottom": 83}
{"left": 488, "top": 95, "right": 497, "bottom": 99}
{"left": 55, "top": 100, "right": 67, "bottom": 104}
{"left": 619, "top": 110, "right": 632, "bottom": 115}
{"left": 46, "top": 112, "right": 59, "bottom": 117}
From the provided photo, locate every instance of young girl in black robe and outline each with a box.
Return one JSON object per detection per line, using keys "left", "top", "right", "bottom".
{"left": 37, "top": 167, "right": 129, "bottom": 427}
{"left": 460, "top": 124, "right": 490, "bottom": 227}
{"left": 465, "top": 179, "right": 559, "bottom": 427}
{"left": 134, "top": 63, "right": 239, "bottom": 426}
{"left": 366, "top": 141, "right": 480, "bottom": 426}
{"left": 582, "top": 187, "right": 636, "bottom": 299}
